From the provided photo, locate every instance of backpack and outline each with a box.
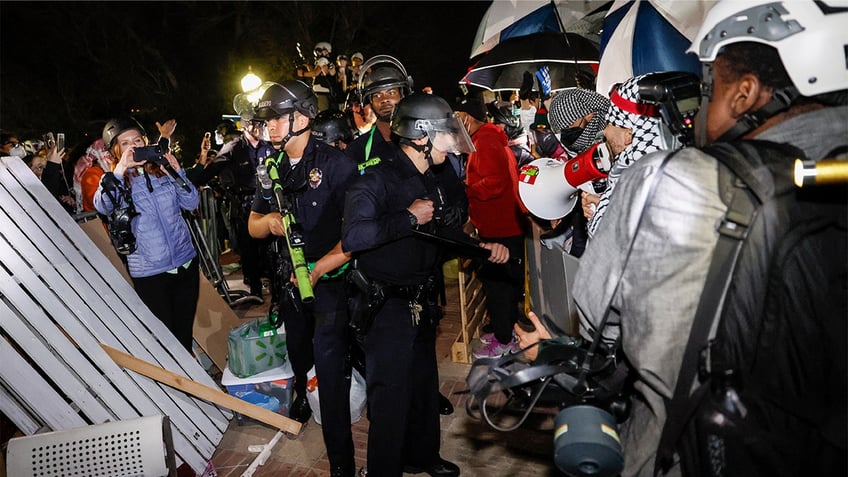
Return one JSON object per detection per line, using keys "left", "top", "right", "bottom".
{"left": 655, "top": 140, "right": 848, "bottom": 477}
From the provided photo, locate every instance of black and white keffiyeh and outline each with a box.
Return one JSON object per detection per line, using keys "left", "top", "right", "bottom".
{"left": 589, "top": 74, "right": 665, "bottom": 236}
{"left": 547, "top": 88, "right": 610, "bottom": 154}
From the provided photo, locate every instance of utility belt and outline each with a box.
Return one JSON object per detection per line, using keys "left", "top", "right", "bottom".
{"left": 345, "top": 267, "right": 441, "bottom": 337}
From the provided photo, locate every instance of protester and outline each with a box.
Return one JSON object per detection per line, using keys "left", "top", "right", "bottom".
{"left": 455, "top": 92, "right": 527, "bottom": 360}
{"left": 93, "top": 117, "right": 200, "bottom": 351}
{"left": 569, "top": 3, "right": 848, "bottom": 476}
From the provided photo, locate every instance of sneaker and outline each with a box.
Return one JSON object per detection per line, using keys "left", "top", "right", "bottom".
{"left": 478, "top": 332, "right": 495, "bottom": 345}
{"left": 472, "top": 338, "right": 517, "bottom": 360}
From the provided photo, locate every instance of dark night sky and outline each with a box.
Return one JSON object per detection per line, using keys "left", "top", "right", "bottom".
{"left": 0, "top": 1, "right": 491, "bottom": 158}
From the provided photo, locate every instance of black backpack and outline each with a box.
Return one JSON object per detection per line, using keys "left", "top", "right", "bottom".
{"left": 655, "top": 140, "right": 848, "bottom": 476}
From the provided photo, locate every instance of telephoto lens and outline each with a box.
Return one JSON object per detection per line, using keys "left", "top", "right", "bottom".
{"left": 553, "top": 405, "right": 624, "bottom": 477}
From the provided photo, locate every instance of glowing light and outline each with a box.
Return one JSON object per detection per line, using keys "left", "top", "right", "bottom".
{"left": 241, "top": 66, "right": 261, "bottom": 93}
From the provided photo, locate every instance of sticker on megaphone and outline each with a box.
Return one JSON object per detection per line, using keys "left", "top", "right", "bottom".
{"left": 518, "top": 158, "right": 580, "bottom": 220}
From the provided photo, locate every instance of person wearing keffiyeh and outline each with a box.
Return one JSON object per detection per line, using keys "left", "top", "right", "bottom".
{"left": 586, "top": 74, "right": 673, "bottom": 237}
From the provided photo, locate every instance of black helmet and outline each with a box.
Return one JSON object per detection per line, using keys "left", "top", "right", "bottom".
{"left": 102, "top": 117, "right": 147, "bottom": 149}
{"left": 254, "top": 80, "right": 318, "bottom": 120}
{"left": 392, "top": 94, "right": 476, "bottom": 155}
{"left": 311, "top": 110, "right": 354, "bottom": 145}
{"left": 391, "top": 94, "right": 454, "bottom": 139}
{"left": 358, "top": 55, "right": 413, "bottom": 104}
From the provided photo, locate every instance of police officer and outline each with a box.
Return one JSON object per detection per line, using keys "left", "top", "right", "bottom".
{"left": 342, "top": 94, "right": 509, "bottom": 476}
{"left": 345, "top": 55, "right": 412, "bottom": 168}
{"left": 247, "top": 80, "right": 359, "bottom": 476}
{"left": 195, "top": 97, "right": 274, "bottom": 300}
{"left": 312, "top": 109, "right": 355, "bottom": 151}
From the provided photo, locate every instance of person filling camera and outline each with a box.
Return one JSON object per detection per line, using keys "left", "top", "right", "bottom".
{"left": 94, "top": 117, "right": 200, "bottom": 351}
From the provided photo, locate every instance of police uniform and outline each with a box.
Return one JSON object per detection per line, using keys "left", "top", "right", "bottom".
{"left": 345, "top": 125, "right": 396, "bottom": 172}
{"left": 252, "top": 136, "right": 358, "bottom": 471}
{"left": 342, "top": 146, "right": 467, "bottom": 476}
{"left": 197, "top": 135, "right": 274, "bottom": 295}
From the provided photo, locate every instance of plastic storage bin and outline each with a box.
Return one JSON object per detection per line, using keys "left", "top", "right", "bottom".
{"left": 222, "top": 361, "right": 294, "bottom": 425}
{"left": 227, "top": 317, "right": 287, "bottom": 378}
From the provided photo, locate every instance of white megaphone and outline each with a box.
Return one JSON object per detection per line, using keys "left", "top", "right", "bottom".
{"left": 517, "top": 142, "right": 612, "bottom": 220}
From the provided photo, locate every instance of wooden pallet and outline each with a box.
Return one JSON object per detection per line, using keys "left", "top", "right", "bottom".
{"left": 451, "top": 259, "right": 488, "bottom": 363}
{"left": 0, "top": 156, "right": 230, "bottom": 474}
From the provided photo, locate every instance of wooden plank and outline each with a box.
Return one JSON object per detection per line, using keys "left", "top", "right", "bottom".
{"left": 0, "top": 339, "right": 87, "bottom": 430}
{"left": 102, "top": 344, "right": 302, "bottom": 436}
{"left": 0, "top": 381, "right": 41, "bottom": 435}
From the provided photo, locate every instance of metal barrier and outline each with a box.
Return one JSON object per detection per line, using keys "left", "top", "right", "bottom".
{"left": 186, "top": 186, "right": 260, "bottom": 307}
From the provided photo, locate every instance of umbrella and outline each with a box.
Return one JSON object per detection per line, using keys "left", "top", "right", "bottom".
{"left": 461, "top": 31, "right": 599, "bottom": 93}
{"left": 595, "top": 0, "right": 716, "bottom": 94}
{"left": 470, "top": 0, "right": 612, "bottom": 59}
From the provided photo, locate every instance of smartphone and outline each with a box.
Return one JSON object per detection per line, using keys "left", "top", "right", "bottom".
{"left": 43, "top": 132, "right": 55, "bottom": 149}
{"left": 56, "top": 133, "right": 65, "bottom": 151}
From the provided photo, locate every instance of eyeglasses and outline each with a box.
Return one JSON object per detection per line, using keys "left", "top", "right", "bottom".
{"left": 3, "top": 141, "right": 20, "bottom": 146}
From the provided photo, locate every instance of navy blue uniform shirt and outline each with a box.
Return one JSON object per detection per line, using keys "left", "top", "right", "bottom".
{"left": 253, "top": 136, "right": 357, "bottom": 261}
{"left": 342, "top": 146, "right": 468, "bottom": 286}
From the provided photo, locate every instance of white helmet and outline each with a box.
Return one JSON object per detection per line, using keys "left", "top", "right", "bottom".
{"left": 314, "top": 41, "right": 332, "bottom": 55}
{"left": 688, "top": 0, "right": 848, "bottom": 97}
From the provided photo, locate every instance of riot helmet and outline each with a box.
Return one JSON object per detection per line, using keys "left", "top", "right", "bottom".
{"left": 391, "top": 94, "right": 475, "bottom": 155}
{"left": 357, "top": 55, "right": 413, "bottom": 106}
{"left": 254, "top": 80, "right": 318, "bottom": 120}
{"left": 102, "top": 117, "right": 147, "bottom": 149}
{"left": 254, "top": 80, "right": 317, "bottom": 147}
{"left": 311, "top": 109, "right": 354, "bottom": 147}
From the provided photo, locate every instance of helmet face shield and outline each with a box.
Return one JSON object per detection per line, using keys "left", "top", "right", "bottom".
{"left": 419, "top": 116, "right": 475, "bottom": 155}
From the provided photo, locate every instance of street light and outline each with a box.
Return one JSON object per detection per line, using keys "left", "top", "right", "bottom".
{"left": 241, "top": 66, "right": 261, "bottom": 93}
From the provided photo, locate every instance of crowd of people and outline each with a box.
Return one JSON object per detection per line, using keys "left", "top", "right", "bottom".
{"left": 2, "top": 2, "right": 845, "bottom": 476}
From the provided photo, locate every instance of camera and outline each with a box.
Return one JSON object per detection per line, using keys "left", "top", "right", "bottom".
{"left": 108, "top": 206, "right": 139, "bottom": 255}
{"left": 638, "top": 71, "right": 701, "bottom": 147}
{"left": 134, "top": 145, "right": 169, "bottom": 166}
{"left": 466, "top": 337, "right": 630, "bottom": 477}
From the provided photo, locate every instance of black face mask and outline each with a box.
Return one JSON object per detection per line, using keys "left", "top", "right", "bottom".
{"left": 559, "top": 127, "right": 584, "bottom": 148}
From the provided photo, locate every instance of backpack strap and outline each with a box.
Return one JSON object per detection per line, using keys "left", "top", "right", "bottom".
{"left": 653, "top": 140, "right": 816, "bottom": 475}
{"left": 654, "top": 143, "right": 765, "bottom": 476}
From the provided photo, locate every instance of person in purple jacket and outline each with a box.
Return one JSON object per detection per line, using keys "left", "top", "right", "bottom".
{"left": 94, "top": 116, "right": 200, "bottom": 350}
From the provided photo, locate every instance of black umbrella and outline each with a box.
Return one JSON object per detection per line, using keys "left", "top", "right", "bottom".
{"left": 460, "top": 31, "right": 599, "bottom": 92}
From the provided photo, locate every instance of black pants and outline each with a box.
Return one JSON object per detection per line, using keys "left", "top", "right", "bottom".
{"left": 312, "top": 280, "right": 355, "bottom": 472}
{"left": 132, "top": 258, "right": 199, "bottom": 351}
{"left": 478, "top": 234, "right": 525, "bottom": 345}
{"left": 365, "top": 297, "right": 440, "bottom": 476}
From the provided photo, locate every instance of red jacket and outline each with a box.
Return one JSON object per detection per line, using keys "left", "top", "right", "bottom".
{"left": 465, "top": 123, "right": 526, "bottom": 238}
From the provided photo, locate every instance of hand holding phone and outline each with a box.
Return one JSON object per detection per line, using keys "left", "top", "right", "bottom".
{"left": 56, "top": 133, "right": 65, "bottom": 152}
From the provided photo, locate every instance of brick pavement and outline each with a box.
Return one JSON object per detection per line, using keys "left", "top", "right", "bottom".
{"left": 209, "top": 260, "right": 561, "bottom": 476}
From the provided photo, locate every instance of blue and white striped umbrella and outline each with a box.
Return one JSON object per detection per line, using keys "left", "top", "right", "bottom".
{"left": 595, "top": 0, "right": 715, "bottom": 95}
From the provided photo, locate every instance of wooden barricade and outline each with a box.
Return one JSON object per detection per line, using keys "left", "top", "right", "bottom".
{"left": 451, "top": 259, "right": 488, "bottom": 363}
{"left": 0, "top": 156, "right": 230, "bottom": 474}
